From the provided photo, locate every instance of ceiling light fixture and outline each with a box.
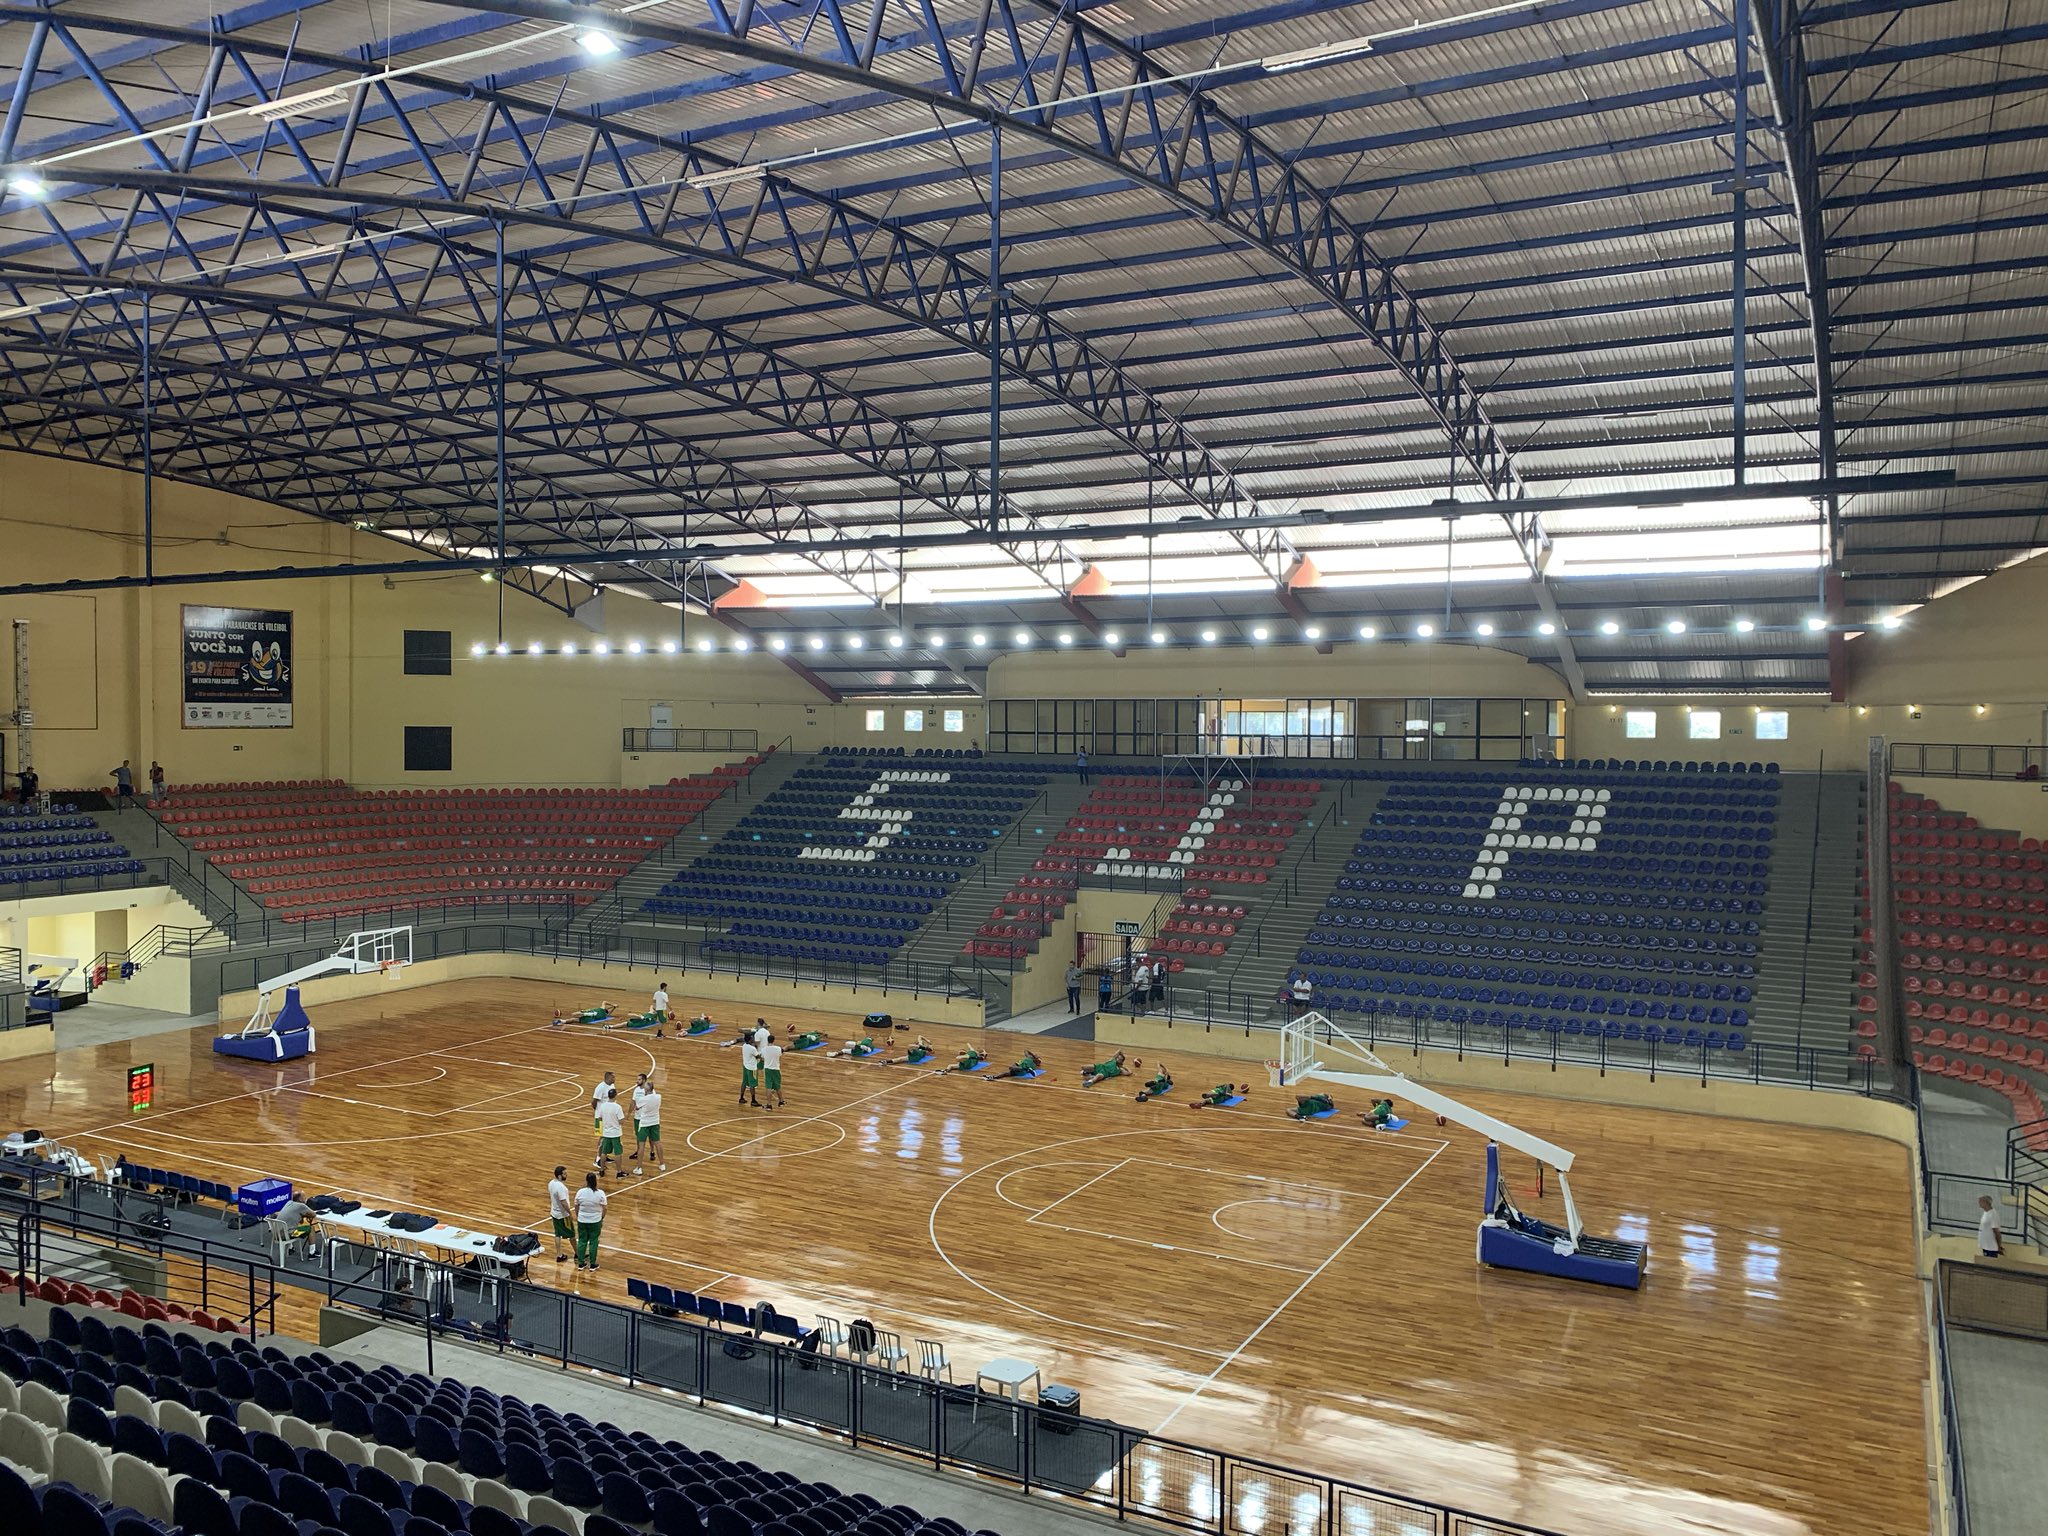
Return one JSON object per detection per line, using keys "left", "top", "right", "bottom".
{"left": 697, "top": 638, "right": 715, "bottom": 653}
{"left": 470, "top": 642, "right": 486, "bottom": 656}
{"left": 1200, "top": 629, "right": 1218, "bottom": 643}
{"left": 1102, "top": 631, "right": 1122, "bottom": 646}
{"left": 928, "top": 633, "right": 947, "bottom": 648}
{"left": 807, "top": 635, "right": 826, "bottom": 651}
{"left": 1358, "top": 624, "right": 1377, "bottom": 640}
{"left": 1260, "top": 38, "right": 1374, "bottom": 73}
{"left": 1537, "top": 621, "right": 1557, "bottom": 636}
{"left": 1304, "top": 625, "right": 1323, "bottom": 640}
{"left": 1014, "top": 630, "right": 1032, "bottom": 646}
{"left": 1151, "top": 630, "right": 1168, "bottom": 644}
{"left": 769, "top": 637, "right": 787, "bottom": 652}
{"left": 1805, "top": 615, "right": 1828, "bottom": 632}
{"left": 526, "top": 642, "right": 543, "bottom": 656}
{"left": 661, "top": 639, "right": 678, "bottom": 654}
{"left": 1474, "top": 622, "right": 1494, "bottom": 637}
{"left": 1599, "top": 620, "right": 1620, "bottom": 635}
{"left": 1665, "top": 619, "right": 1686, "bottom": 635}
{"left": 971, "top": 632, "right": 988, "bottom": 646}
{"left": 686, "top": 162, "right": 768, "bottom": 192}
{"left": 733, "top": 638, "right": 752, "bottom": 652}
{"left": 1251, "top": 625, "right": 1270, "bottom": 641}
{"left": 561, "top": 642, "right": 577, "bottom": 655}
{"left": 493, "top": 642, "right": 509, "bottom": 656}
{"left": 1733, "top": 618, "right": 1756, "bottom": 633}
{"left": 1880, "top": 614, "right": 1903, "bottom": 631}
{"left": 1057, "top": 632, "right": 1074, "bottom": 645}
{"left": 626, "top": 640, "right": 643, "bottom": 655}
{"left": 593, "top": 641, "right": 610, "bottom": 656}
{"left": 577, "top": 28, "right": 620, "bottom": 57}
{"left": 1416, "top": 622, "right": 1435, "bottom": 638}
{"left": 888, "top": 633, "right": 905, "bottom": 648}
{"left": 249, "top": 87, "right": 352, "bottom": 123}
{"left": 5, "top": 170, "right": 47, "bottom": 199}
{"left": 845, "top": 635, "right": 864, "bottom": 650}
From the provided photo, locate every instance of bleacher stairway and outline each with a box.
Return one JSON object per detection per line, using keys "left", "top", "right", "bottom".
{"left": 578, "top": 749, "right": 810, "bottom": 951}
{"left": 1748, "top": 772, "right": 1866, "bottom": 1055}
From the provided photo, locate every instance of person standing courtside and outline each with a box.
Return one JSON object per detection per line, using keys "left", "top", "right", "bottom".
{"left": 760, "top": 1030, "right": 785, "bottom": 1111}
{"left": 148, "top": 761, "right": 165, "bottom": 800}
{"left": 596, "top": 1092, "right": 629, "bottom": 1179}
{"left": 634, "top": 1076, "right": 665, "bottom": 1171}
{"left": 573, "top": 1172, "right": 608, "bottom": 1271}
{"left": 109, "top": 759, "right": 134, "bottom": 803}
{"left": 590, "top": 1071, "right": 618, "bottom": 1168}
{"left": 651, "top": 980, "right": 670, "bottom": 1024}
{"left": 1065, "top": 960, "right": 1083, "bottom": 1015}
{"left": 547, "top": 1166, "right": 573, "bottom": 1263}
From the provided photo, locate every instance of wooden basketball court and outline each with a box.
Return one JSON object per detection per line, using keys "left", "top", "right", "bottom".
{"left": 4, "top": 979, "right": 1926, "bottom": 1535}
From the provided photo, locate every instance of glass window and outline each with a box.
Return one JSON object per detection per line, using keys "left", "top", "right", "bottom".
{"left": 403, "top": 630, "right": 452, "bottom": 676}
{"left": 865, "top": 708, "right": 886, "bottom": 732}
{"left": 1755, "top": 710, "right": 1789, "bottom": 741}
{"left": 1625, "top": 711, "right": 1657, "bottom": 739}
{"left": 904, "top": 709, "right": 924, "bottom": 732}
{"left": 1688, "top": 709, "right": 1722, "bottom": 740}
{"left": 943, "top": 709, "right": 965, "bottom": 733}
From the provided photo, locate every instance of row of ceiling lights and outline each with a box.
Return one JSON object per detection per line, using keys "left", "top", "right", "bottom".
{"left": 469, "top": 613, "right": 1905, "bottom": 657}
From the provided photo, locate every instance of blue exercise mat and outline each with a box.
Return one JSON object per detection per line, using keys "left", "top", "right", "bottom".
{"left": 953, "top": 1059, "right": 989, "bottom": 1073}
{"left": 790, "top": 1041, "right": 826, "bottom": 1053}
{"left": 987, "top": 1066, "right": 1043, "bottom": 1080}
{"left": 1139, "top": 1082, "right": 1174, "bottom": 1096}
{"left": 1374, "top": 1117, "right": 1410, "bottom": 1131}
{"left": 1296, "top": 1107, "right": 1339, "bottom": 1120}
{"left": 1214, "top": 1093, "right": 1246, "bottom": 1107}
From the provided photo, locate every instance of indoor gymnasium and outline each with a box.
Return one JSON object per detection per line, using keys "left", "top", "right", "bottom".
{"left": 0, "top": 5, "right": 2040, "bottom": 1536}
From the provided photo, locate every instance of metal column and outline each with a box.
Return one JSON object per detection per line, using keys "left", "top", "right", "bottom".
{"left": 9, "top": 620, "right": 32, "bottom": 807}
{"left": 988, "top": 123, "right": 1002, "bottom": 535}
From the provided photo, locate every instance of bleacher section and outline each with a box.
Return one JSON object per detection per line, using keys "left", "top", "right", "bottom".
{"left": 0, "top": 804, "right": 143, "bottom": 892}
{"left": 966, "top": 773, "right": 1324, "bottom": 964}
{"left": 0, "top": 1300, "right": 1006, "bottom": 1536}
{"left": 1887, "top": 785, "right": 2048, "bottom": 1148}
{"left": 1290, "top": 761, "right": 1779, "bottom": 1054}
{"left": 157, "top": 766, "right": 762, "bottom": 924}
{"left": 643, "top": 751, "right": 1051, "bottom": 969}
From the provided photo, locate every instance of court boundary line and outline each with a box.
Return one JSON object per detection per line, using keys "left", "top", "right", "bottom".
{"left": 1150, "top": 1137, "right": 1447, "bottom": 1435}
{"left": 1022, "top": 1158, "right": 1130, "bottom": 1225}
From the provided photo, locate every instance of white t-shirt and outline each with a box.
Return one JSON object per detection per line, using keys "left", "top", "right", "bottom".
{"left": 741, "top": 1040, "right": 762, "bottom": 1070}
{"left": 547, "top": 1179, "right": 571, "bottom": 1220}
{"left": 573, "top": 1185, "right": 608, "bottom": 1224}
{"left": 597, "top": 1100, "right": 626, "bottom": 1139}
{"left": 1291, "top": 977, "right": 1312, "bottom": 1001}
{"left": 652, "top": 988, "right": 669, "bottom": 1013}
{"left": 1133, "top": 965, "right": 1151, "bottom": 987}
{"left": 636, "top": 1090, "right": 661, "bottom": 1128}
{"left": 630, "top": 1082, "right": 649, "bottom": 1112}
{"left": 592, "top": 1081, "right": 617, "bottom": 1111}
{"left": 760, "top": 1042, "right": 783, "bottom": 1072}
{"left": 1979, "top": 1206, "right": 2001, "bottom": 1254}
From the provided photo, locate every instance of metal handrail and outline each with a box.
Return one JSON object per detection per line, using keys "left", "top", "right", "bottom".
{"left": 621, "top": 727, "right": 760, "bottom": 753}
{"left": 1933, "top": 1263, "right": 1972, "bottom": 1536}
{"left": 1791, "top": 751, "right": 1827, "bottom": 1052}
{"left": 1889, "top": 741, "right": 2048, "bottom": 782}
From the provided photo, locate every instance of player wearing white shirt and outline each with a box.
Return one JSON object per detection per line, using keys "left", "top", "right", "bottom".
{"left": 634, "top": 1081, "right": 665, "bottom": 1171}
{"left": 596, "top": 1096, "right": 629, "bottom": 1178}
{"left": 572, "top": 1173, "right": 609, "bottom": 1271}
{"left": 628, "top": 1074, "right": 651, "bottom": 1163}
{"left": 589, "top": 1072, "right": 619, "bottom": 1169}
{"left": 760, "top": 1036, "right": 785, "bottom": 1110}
{"left": 651, "top": 982, "right": 670, "bottom": 1021}
{"left": 740, "top": 1034, "right": 763, "bottom": 1108}
{"left": 547, "top": 1166, "right": 573, "bottom": 1264}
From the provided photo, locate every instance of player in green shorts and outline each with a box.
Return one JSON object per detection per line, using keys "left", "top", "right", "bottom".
{"left": 1365, "top": 1098, "right": 1396, "bottom": 1129}
{"left": 1190, "top": 1083, "right": 1247, "bottom": 1110}
{"left": 1134, "top": 1064, "right": 1174, "bottom": 1101}
{"left": 886, "top": 1035, "right": 935, "bottom": 1065}
{"left": 791, "top": 1030, "right": 827, "bottom": 1051}
{"left": 988, "top": 1051, "right": 1043, "bottom": 1080}
{"left": 687, "top": 1014, "right": 716, "bottom": 1035}
{"left": 830, "top": 1036, "right": 879, "bottom": 1058}
{"left": 1287, "top": 1093, "right": 1336, "bottom": 1121}
{"left": 947, "top": 1046, "right": 986, "bottom": 1073}
{"left": 1080, "top": 1052, "right": 1129, "bottom": 1087}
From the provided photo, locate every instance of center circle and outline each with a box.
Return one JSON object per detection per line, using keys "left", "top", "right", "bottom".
{"left": 685, "top": 1116, "right": 847, "bottom": 1160}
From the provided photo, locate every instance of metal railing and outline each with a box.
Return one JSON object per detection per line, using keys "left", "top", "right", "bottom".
{"left": 5, "top": 1173, "right": 1566, "bottom": 1536}
{"left": 622, "top": 727, "right": 760, "bottom": 753}
{"left": 1932, "top": 1263, "right": 1972, "bottom": 1536}
{"left": 1889, "top": 741, "right": 2048, "bottom": 782}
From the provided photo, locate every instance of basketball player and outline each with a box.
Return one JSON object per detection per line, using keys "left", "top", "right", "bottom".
{"left": 1080, "top": 1051, "right": 1130, "bottom": 1087}
{"left": 886, "top": 1035, "right": 936, "bottom": 1065}
{"left": 634, "top": 1074, "right": 665, "bottom": 1170}
{"left": 988, "top": 1050, "right": 1042, "bottom": 1080}
{"left": 1190, "top": 1083, "right": 1247, "bottom": 1110}
{"left": 590, "top": 1072, "right": 618, "bottom": 1166}
{"left": 946, "top": 1044, "right": 987, "bottom": 1073}
{"left": 1134, "top": 1063, "right": 1174, "bottom": 1101}
{"left": 651, "top": 981, "right": 670, "bottom": 1023}
{"left": 547, "top": 1166, "right": 573, "bottom": 1262}
{"left": 759, "top": 1032, "right": 784, "bottom": 1111}
{"left": 740, "top": 1029, "right": 764, "bottom": 1108}
{"left": 596, "top": 1092, "right": 629, "bottom": 1178}
{"left": 627, "top": 1073, "right": 652, "bottom": 1162}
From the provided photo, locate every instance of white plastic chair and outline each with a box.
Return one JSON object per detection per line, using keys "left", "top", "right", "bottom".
{"left": 157, "top": 1400, "right": 206, "bottom": 1443}
{"left": 472, "top": 1477, "right": 529, "bottom": 1520}
{"left": 812, "top": 1315, "right": 849, "bottom": 1358}
{"left": 110, "top": 1452, "right": 174, "bottom": 1522}
{"left": 17, "top": 1382, "right": 63, "bottom": 1432}
{"left": 528, "top": 1494, "right": 585, "bottom": 1534}
{"left": 915, "top": 1338, "right": 953, "bottom": 1383}
{"left": 874, "top": 1329, "right": 910, "bottom": 1373}
{"left": 279, "top": 1414, "right": 324, "bottom": 1452}
{"left": 236, "top": 1401, "right": 277, "bottom": 1436}
{"left": 423, "top": 1460, "right": 473, "bottom": 1501}
{"left": 373, "top": 1443, "right": 421, "bottom": 1484}
{"left": 53, "top": 1431, "right": 111, "bottom": 1500}
{"left": 0, "top": 1413, "right": 51, "bottom": 1476}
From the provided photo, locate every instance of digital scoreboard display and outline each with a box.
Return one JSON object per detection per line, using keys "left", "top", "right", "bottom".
{"left": 127, "top": 1063, "right": 154, "bottom": 1115}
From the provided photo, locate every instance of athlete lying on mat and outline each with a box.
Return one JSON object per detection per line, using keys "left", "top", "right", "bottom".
{"left": 1080, "top": 1052, "right": 1130, "bottom": 1087}
{"left": 791, "top": 1030, "right": 828, "bottom": 1051}
{"left": 1287, "top": 1093, "right": 1336, "bottom": 1121}
{"left": 946, "top": 1046, "right": 987, "bottom": 1073}
{"left": 829, "top": 1036, "right": 881, "bottom": 1058}
{"left": 1134, "top": 1065, "right": 1174, "bottom": 1102}
{"left": 1364, "top": 1098, "right": 1397, "bottom": 1128}
{"left": 886, "top": 1036, "right": 936, "bottom": 1065}
{"left": 1190, "top": 1083, "right": 1249, "bottom": 1109}
{"left": 988, "top": 1051, "right": 1043, "bottom": 1080}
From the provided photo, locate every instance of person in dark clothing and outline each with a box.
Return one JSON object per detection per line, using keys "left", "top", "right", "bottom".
{"left": 1074, "top": 750, "right": 1089, "bottom": 785}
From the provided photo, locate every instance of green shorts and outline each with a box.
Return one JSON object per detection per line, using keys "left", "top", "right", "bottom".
{"left": 742, "top": 1068, "right": 758, "bottom": 1088}
{"left": 600, "top": 1136, "right": 624, "bottom": 1156}
{"left": 552, "top": 1216, "right": 573, "bottom": 1239}
{"left": 1093, "top": 1063, "right": 1124, "bottom": 1079}
{"left": 764, "top": 1069, "right": 781, "bottom": 1091}
{"left": 636, "top": 1124, "right": 659, "bottom": 1143}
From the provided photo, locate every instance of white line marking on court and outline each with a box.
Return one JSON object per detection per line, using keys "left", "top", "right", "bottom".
{"left": 1027, "top": 1217, "right": 1317, "bottom": 1275}
{"left": 1023, "top": 1159, "right": 1130, "bottom": 1225}
{"left": 992, "top": 1161, "right": 1107, "bottom": 1214}
{"left": 1150, "top": 1137, "right": 1447, "bottom": 1436}
{"left": 430, "top": 1054, "right": 580, "bottom": 1073}
{"left": 1132, "top": 1157, "right": 1394, "bottom": 1203}
{"left": 1211, "top": 1196, "right": 1338, "bottom": 1242}
{"left": 355, "top": 1068, "right": 448, "bottom": 1090}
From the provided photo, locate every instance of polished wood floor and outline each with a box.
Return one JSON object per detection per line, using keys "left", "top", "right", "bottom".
{"left": 8, "top": 980, "right": 1927, "bottom": 1536}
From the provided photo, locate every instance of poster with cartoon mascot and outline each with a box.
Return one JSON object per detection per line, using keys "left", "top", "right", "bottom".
{"left": 183, "top": 605, "right": 293, "bottom": 727}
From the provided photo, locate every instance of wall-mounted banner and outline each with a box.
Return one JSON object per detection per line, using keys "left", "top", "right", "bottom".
{"left": 183, "top": 605, "right": 292, "bottom": 728}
